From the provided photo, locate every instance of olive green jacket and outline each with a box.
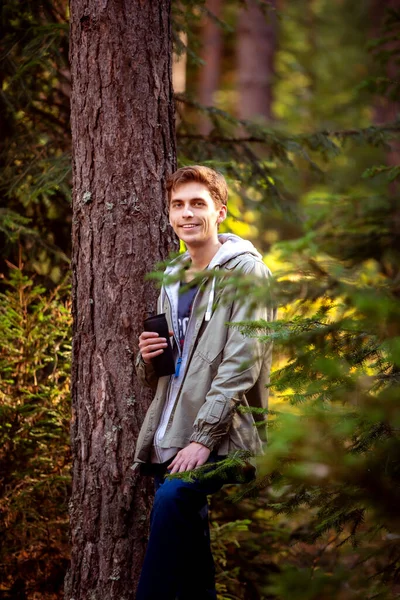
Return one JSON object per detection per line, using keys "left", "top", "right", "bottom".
{"left": 134, "top": 235, "right": 274, "bottom": 464}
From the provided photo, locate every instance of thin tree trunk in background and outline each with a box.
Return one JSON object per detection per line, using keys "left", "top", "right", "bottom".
{"left": 173, "top": 30, "right": 187, "bottom": 128}
{"left": 173, "top": 32, "right": 188, "bottom": 95}
{"left": 65, "top": 2, "right": 177, "bottom": 598}
{"left": 372, "top": 0, "right": 400, "bottom": 167}
{"left": 371, "top": 0, "right": 400, "bottom": 282}
{"left": 237, "top": 0, "right": 277, "bottom": 121}
{"left": 198, "top": 0, "right": 223, "bottom": 134}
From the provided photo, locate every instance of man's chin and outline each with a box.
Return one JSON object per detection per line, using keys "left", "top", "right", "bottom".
{"left": 180, "top": 238, "right": 203, "bottom": 249}
{"left": 179, "top": 232, "right": 203, "bottom": 244}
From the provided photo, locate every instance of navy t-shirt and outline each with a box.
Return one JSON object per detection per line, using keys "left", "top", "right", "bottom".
{"left": 177, "top": 283, "right": 198, "bottom": 351}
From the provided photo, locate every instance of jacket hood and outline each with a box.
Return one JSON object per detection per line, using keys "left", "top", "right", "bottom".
{"left": 162, "top": 233, "right": 264, "bottom": 326}
{"left": 209, "top": 233, "right": 263, "bottom": 268}
{"left": 165, "top": 233, "right": 263, "bottom": 276}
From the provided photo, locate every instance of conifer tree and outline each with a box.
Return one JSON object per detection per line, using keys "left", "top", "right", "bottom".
{"left": 65, "top": 1, "right": 177, "bottom": 598}
{"left": 0, "top": 0, "right": 71, "bottom": 283}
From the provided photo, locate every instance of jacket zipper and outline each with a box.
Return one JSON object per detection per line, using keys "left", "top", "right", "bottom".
{"left": 153, "top": 285, "right": 185, "bottom": 461}
{"left": 154, "top": 273, "right": 214, "bottom": 457}
{"left": 161, "top": 282, "right": 204, "bottom": 433}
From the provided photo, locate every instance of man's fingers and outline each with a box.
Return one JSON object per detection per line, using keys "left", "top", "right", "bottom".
{"left": 140, "top": 331, "right": 160, "bottom": 340}
{"left": 168, "top": 460, "right": 198, "bottom": 474}
{"left": 170, "top": 464, "right": 181, "bottom": 474}
{"left": 140, "top": 341, "right": 167, "bottom": 353}
{"left": 138, "top": 330, "right": 171, "bottom": 364}
{"left": 169, "top": 453, "right": 185, "bottom": 474}
{"left": 145, "top": 349, "right": 164, "bottom": 358}
{"left": 168, "top": 446, "right": 209, "bottom": 475}
{"left": 139, "top": 337, "right": 167, "bottom": 348}
{"left": 139, "top": 338, "right": 168, "bottom": 362}
{"left": 168, "top": 457, "right": 180, "bottom": 472}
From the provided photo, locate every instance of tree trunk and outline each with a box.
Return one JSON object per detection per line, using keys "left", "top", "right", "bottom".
{"left": 198, "top": 0, "right": 223, "bottom": 135}
{"left": 371, "top": 0, "right": 400, "bottom": 255}
{"left": 372, "top": 0, "right": 400, "bottom": 167}
{"left": 173, "top": 31, "right": 188, "bottom": 95}
{"left": 65, "top": 2, "right": 177, "bottom": 599}
{"left": 237, "top": 0, "right": 277, "bottom": 121}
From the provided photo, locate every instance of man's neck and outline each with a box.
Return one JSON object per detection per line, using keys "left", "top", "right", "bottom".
{"left": 186, "top": 239, "right": 222, "bottom": 274}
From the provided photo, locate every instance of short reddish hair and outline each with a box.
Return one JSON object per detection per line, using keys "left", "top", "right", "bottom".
{"left": 166, "top": 166, "right": 228, "bottom": 207}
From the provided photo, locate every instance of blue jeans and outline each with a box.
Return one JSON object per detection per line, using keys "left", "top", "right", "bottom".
{"left": 136, "top": 459, "right": 224, "bottom": 600}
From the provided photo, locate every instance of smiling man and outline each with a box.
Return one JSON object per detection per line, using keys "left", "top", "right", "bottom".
{"left": 134, "top": 166, "right": 274, "bottom": 600}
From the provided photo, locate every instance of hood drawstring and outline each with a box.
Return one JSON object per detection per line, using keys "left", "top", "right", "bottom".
{"left": 160, "top": 286, "right": 165, "bottom": 313}
{"left": 205, "top": 267, "right": 219, "bottom": 322}
{"left": 163, "top": 234, "right": 262, "bottom": 324}
{"left": 205, "top": 277, "right": 215, "bottom": 322}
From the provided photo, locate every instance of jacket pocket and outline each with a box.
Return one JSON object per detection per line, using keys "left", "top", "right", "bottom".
{"left": 196, "top": 345, "right": 224, "bottom": 365}
{"left": 207, "top": 397, "right": 226, "bottom": 424}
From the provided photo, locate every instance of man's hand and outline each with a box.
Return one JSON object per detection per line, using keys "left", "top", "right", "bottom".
{"left": 168, "top": 442, "right": 211, "bottom": 474}
{"left": 139, "top": 331, "right": 173, "bottom": 365}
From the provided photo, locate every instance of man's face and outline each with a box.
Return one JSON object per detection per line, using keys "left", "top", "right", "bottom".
{"left": 169, "top": 182, "right": 227, "bottom": 248}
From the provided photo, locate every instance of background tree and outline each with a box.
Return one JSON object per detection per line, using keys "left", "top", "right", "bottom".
{"left": 197, "top": 0, "right": 223, "bottom": 134}
{"left": 371, "top": 0, "right": 400, "bottom": 168}
{"left": 236, "top": 0, "right": 277, "bottom": 121}
{"left": 65, "top": 1, "right": 177, "bottom": 598}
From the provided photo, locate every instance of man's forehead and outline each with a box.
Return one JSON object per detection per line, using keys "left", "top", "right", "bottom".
{"left": 170, "top": 182, "right": 211, "bottom": 201}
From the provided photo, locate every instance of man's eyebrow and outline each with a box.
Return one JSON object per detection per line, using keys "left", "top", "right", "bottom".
{"left": 171, "top": 197, "right": 206, "bottom": 202}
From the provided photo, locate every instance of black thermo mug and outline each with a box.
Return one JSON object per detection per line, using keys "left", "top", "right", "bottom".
{"left": 143, "top": 313, "right": 175, "bottom": 377}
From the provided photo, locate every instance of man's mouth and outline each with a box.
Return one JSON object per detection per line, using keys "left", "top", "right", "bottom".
{"left": 181, "top": 224, "right": 199, "bottom": 229}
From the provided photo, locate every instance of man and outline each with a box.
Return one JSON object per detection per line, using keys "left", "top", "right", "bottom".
{"left": 134, "top": 166, "right": 274, "bottom": 600}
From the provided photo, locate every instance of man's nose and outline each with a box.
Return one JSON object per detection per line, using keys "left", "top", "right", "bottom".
{"left": 182, "top": 205, "right": 194, "bottom": 217}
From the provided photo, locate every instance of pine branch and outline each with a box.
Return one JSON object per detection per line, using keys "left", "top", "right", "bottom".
{"left": 177, "top": 123, "right": 400, "bottom": 144}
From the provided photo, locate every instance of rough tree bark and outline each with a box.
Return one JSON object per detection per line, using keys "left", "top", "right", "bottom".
{"left": 65, "top": 2, "right": 177, "bottom": 598}
{"left": 237, "top": 0, "right": 277, "bottom": 121}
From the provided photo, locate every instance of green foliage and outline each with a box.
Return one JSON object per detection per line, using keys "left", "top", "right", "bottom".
{"left": 0, "top": 267, "right": 71, "bottom": 596}
{"left": 170, "top": 4, "right": 400, "bottom": 599}
{"left": 211, "top": 519, "right": 251, "bottom": 600}
{"left": 172, "top": 0, "right": 206, "bottom": 63}
{"left": 0, "top": 208, "right": 33, "bottom": 244}
{"left": 241, "top": 210, "right": 400, "bottom": 595}
{"left": 0, "top": 0, "right": 71, "bottom": 283}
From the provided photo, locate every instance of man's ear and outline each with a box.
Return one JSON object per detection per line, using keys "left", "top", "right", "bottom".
{"left": 217, "top": 206, "right": 227, "bottom": 224}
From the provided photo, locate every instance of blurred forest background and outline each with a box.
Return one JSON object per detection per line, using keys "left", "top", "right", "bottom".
{"left": 1, "top": 0, "right": 400, "bottom": 598}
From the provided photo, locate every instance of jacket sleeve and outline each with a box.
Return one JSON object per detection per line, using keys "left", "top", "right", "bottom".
{"left": 135, "top": 351, "right": 159, "bottom": 391}
{"left": 134, "top": 292, "right": 162, "bottom": 391}
{"left": 189, "top": 259, "right": 275, "bottom": 450}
